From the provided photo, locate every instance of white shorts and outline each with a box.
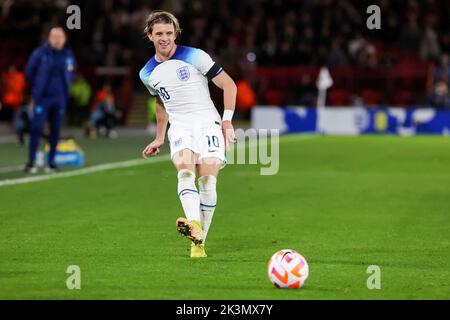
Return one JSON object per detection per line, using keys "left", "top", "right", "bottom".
{"left": 167, "top": 122, "right": 226, "bottom": 167}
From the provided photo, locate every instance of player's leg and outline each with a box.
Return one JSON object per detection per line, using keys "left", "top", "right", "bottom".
{"left": 26, "top": 102, "right": 49, "bottom": 173}
{"left": 197, "top": 124, "right": 226, "bottom": 242}
{"left": 187, "top": 158, "right": 221, "bottom": 258}
{"left": 197, "top": 158, "right": 221, "bottom": 242}
{"left": 172, "top": 148, "right": 203, "bottom": 244}
{"left": 189, "top": 124, "right": 226, "bottom": 258}
{"left": 46, "top": 98, "right": 66, "bottom": 172}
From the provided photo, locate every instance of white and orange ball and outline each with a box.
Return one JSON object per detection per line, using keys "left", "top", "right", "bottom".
{"left": 267, "top": 249, "right": 309, "bottom": 288}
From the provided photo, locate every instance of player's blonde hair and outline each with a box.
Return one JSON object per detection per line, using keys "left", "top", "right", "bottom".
{"left": 144, "top": 10, "right": 181, "bottom": 37}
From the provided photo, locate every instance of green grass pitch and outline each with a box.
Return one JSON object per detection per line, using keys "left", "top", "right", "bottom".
{"left": 0, "top": 134, "right": 449, "bottom": 299}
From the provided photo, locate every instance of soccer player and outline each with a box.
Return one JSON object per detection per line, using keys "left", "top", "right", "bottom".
{"left": 140, "top": 11, "right": 237, "bottom": 258}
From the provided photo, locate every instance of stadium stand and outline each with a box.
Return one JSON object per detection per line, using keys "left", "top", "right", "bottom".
{"left": 0, "top": 0, "right": 449, "bottom": 124}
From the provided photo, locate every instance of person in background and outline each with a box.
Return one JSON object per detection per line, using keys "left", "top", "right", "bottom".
{"left": 427, "top": 53, "right": 450, "bottom": 108}
{"left": 87, "top": 94, "right": 119, "bottom": 138}
{"left": 90, "top": 83, "right": 112, "bottom": 110}
{"left": 24, "top": 27, "right": 76, "bottom": 173}
{"left": 68, "top": 73, "right": 92, "bottom": 127}
{"left": 0, "top": 65, "right": 26, "bottom": 123}
{"left": 428, "top": 81, "right": 450, "bottom": 109}
{"left": 432, "top": 54, "right": 450, "bottom": 85}
{"left": 14, "top": 96, "right": 33, "bottom": 146}
{"left": 235, "top": 79, "right": 256, "bottom": 120}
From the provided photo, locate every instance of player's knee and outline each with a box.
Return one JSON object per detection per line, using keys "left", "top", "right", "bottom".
{"left": 177, "top": 169, "right": 196, "bottom": 182}
{"left": 50, "top": 124, "right": 62, "bottom": 135}
{"left": 30, "top": 122, "right": 44, "bottom": 135}
{"left": 177, "top": 169, "right": 197, "bottom": 197}
{"left": 198, "top": 175, "right": 217, "bottom": 192}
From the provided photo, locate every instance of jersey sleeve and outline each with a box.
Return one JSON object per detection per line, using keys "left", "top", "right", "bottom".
{"left": 192, "top": 49, "right": 223, "bottom": 80}
{"left": 139, "top": 68, "right": 158, "bottom": 96}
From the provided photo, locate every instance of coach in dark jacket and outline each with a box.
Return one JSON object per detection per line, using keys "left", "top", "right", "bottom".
{"left": 25, "top": 27, "right": 76, "bottom": 173}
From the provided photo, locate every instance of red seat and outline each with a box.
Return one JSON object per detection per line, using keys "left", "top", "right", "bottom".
{"left": 265, "top": 90, "right": 284, "bottom": 105}
{"left": 328, "top": 89, "right": 350, "bottom": 106}
{"left": 361, "top": 89, "right": 382, "bottom": 107}
{"left": 392, "top": 90, "right": 412, "bottom": 107}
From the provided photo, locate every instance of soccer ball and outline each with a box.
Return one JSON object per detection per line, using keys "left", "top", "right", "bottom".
{"left": 267, "top": 249, "right": 309, "bottom": 288}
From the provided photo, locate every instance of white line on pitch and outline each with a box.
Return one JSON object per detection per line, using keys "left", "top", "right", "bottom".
{"left": 0, "top": 155, "right": 171, "bottom": 187}
{"left": 0, "top": 134, "right": 316, "bottom": 188}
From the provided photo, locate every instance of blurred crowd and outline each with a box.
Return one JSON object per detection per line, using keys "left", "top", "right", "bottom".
{"left": 0, "top": 0, "right": 450, "bottom": 123}
{"left": 1, "top": 0, "right": 448, "bottom": 68}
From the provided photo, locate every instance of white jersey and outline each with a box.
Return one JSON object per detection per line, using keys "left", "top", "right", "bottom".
{"left": 139, "top": 45, "right": 223, "bottom": 127}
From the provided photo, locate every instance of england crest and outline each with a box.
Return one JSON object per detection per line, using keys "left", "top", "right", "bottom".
{"left": 176, "top": 66, "right": 190, "bottom": 81}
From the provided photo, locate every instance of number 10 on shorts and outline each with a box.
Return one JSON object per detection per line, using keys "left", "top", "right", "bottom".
{"left": 206, "top": 135, "right": 220, "bottom": 148}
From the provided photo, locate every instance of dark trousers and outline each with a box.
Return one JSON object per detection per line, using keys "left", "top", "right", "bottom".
{"left": 67, "top": 98, "right": 88, "bottom": 126}
{"left": 96, "top": 113, "right": 116, "bottom": 134}
{"left": 29, "top": 96, "right": 66, "bottom": 165}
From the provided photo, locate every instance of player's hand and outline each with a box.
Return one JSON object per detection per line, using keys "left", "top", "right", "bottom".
{"left": 222, "top": 120, "right": 237, "bottom": 151}
{"left": 142, "top": 138, "right": 164, "bottom": 159}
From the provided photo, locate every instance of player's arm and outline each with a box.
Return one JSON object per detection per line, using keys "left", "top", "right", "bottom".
{"left": 25, "top": 49, "right": 41, "bottom": 105}
{"left": 142, "top": 96, "right": 168, "bottom": 159}
{"left": 25, "top": 49, "right": 39, "bottom": 85}
{"left": 212, "top": 71, "right": 237, "bottom": 151}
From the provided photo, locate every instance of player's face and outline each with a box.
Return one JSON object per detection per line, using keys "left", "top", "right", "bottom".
{"left": 149, "top": 23, "right": 176, "bottom": 57}
{"left": 48, "top": 28, "right": 66, "bottom": 51}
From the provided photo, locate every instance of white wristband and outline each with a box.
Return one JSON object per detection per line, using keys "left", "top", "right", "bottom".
{"left": 222, "top": 109, "right": 234, "bottom": 122}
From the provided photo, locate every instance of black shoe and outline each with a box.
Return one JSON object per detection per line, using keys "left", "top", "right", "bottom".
{"left": 24, "top": 163, "right": 38, "bottom": 174}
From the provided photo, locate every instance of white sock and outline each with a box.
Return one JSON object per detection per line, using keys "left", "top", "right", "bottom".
{"left": 177, "top": 169, "right": 201, "bottom": 222}
{"left": 198, "top": 175, "right": 217, "bottom": 241}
